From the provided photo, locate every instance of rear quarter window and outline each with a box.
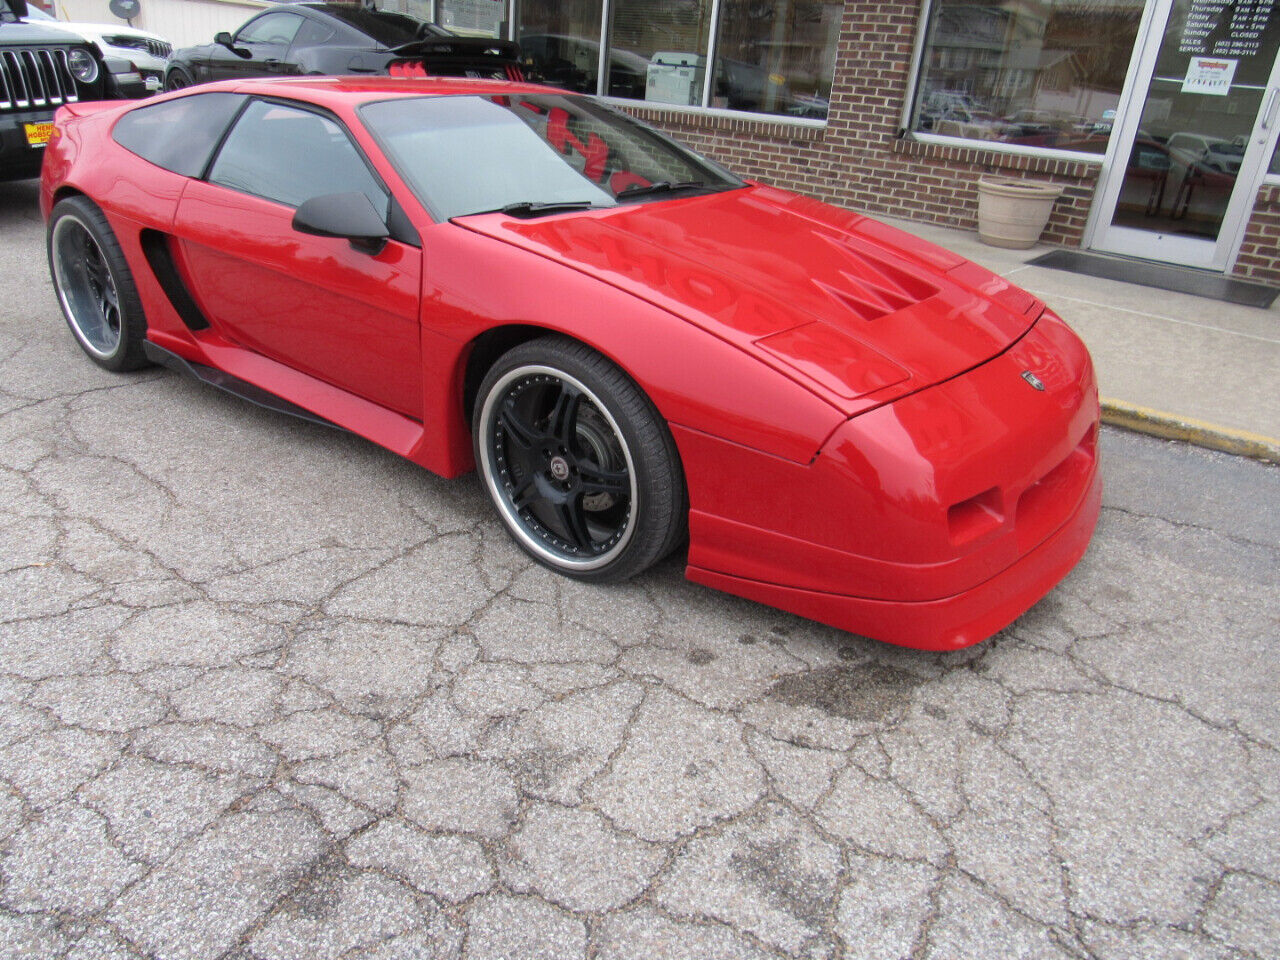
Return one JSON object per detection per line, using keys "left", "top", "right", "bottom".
{"left": 111, "top": 93, "right": 247, "bottom": 178}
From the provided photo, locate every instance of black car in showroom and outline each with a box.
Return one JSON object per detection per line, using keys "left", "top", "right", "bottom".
{"left": 1, "top": 0, "right": 113, "bottom": 181}
{"left": 164, "top": 2, "right": 522, "bottom": 91}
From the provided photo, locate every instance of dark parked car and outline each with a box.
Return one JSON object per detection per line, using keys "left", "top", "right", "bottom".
{"left": 164, "top": 2, "right": 522, "bottom": 91}
{"left": 518, "top": 33, "right": 649, "bottom": 98}
{"left": 1, "top": 0, "right": 113, "bottom": 181}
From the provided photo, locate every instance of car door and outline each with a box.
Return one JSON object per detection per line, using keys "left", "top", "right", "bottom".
{"left": 210, "top": 11, "right": 306, "bottom": 81}
{"left": 172, "top": 98, "right": 423, "bottom": 419}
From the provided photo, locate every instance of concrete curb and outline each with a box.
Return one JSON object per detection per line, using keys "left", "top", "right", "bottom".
{"left": 1101, "top": 399, "right": 1279, "bottom": 464}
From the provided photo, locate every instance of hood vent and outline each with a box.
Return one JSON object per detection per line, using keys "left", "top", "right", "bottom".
{"left": 812, "top": 232, "right": 940, "bottom": 322}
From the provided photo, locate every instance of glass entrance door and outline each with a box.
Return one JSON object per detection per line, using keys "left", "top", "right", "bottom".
{"left": 1089, "top": 0, "right": 1280, "bottom": 268}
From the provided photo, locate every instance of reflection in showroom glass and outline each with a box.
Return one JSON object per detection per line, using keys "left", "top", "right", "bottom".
{"left": 514, "top": 0, "right": 841, "bottom": 121}
{"left": 910, "top": 0, "right": 1145, "bottom": 154}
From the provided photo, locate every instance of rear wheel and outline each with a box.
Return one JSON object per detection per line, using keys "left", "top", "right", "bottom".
{"left": 473, "top": 336, "right": 686, "bottom": 582}
{"left": 47, "top": 196, "right": 150, "bottom": 372}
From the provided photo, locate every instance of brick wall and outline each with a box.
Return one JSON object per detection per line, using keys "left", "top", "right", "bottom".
{"left": 1233, "top": 184, "right": 1280, "bottom": 287}
{"left": 623, "top": 1, "right": 1104, "bottom": 248}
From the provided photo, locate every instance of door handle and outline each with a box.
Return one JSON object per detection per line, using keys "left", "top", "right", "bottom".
{"left": 1262, "top": 88, "right": 1280, "bottom": 132}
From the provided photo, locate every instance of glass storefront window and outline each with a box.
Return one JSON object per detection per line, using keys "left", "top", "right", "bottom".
{"left": 607, "top": 0, "right": 714, "bottom": 106}
{"left": 437, "top": 0, "right": 505, "bottom": 37}
{"left": 394, "top": 0, "right": 841, "bottom": 121}
{"left": 709, "top": 1, "right": 842, "bottom": 119}
{"left": 517, "top": 0, "right": 604, "bottom": 96}
{"left": 1271, "top": 141, "right": 1280, "bottom": 177}
{"left": 910, "top": 0, "right": 1145, "bottom": 154}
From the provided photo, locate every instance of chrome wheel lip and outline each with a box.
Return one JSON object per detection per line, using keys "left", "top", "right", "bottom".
{"left": 479, "top": 364, "right": 639, "bottom": 572}
{"left": 50, "top": 214, "right": 121, "bottom": 360}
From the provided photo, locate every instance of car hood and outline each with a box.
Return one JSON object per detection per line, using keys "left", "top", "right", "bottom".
{"left": 456, "top": 184, "right": 1042, "bottom": 417}
{"left": 1, "top": 20, "right": 90, "bottom": 44}
{"left": 61, "top": 22, "right": 166, "bottom": 41}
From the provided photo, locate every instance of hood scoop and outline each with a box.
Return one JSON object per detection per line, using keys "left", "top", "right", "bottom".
{"left": 810, "top": 232, "right": 941, "bottom": 323}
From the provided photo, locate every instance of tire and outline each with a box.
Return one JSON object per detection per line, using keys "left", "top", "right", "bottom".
{"left": 164, "top": 66, "right": 194, "bottom": 92}
{"left": 47, "top": 196, "right": 150, "bottom": 372}
{"left": 473, "top": 336, "right": 686, "bottom": 583}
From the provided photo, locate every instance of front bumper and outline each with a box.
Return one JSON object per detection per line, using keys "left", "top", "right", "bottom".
{"left": 103, "top": 56, "right": 163, "bottom": 99}
{"left": 689, "top": 463, "right": 1099, "bottom": 650}
{"left": 675, "top": 309, "right": 1101, "bottom": 650}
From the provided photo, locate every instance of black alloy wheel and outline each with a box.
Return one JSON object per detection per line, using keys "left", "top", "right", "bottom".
{"left": 473, "top": 337, "right": 686, "bottom": 582}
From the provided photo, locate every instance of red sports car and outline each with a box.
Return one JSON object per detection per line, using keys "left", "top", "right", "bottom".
{"left": 41, "top": 77, "right": 1100, "bottom": 650}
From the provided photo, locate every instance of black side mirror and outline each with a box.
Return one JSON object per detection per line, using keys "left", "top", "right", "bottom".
{"left": 292, "top": 192, "right": 390, "bottom": 255}
{"left": 9, "top": 0, "right": 29, "bottom": 19}
{"left": 215, "top": 31, "right": 252, "bottom": 58}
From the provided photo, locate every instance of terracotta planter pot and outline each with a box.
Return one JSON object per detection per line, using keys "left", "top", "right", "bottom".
{"left": 976, "top": 177, "right": 1064, "bottom": 249}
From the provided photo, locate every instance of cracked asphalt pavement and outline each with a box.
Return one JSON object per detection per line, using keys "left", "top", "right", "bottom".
{"left": 1, "top": 177, "right": 1278, "bottom": 959}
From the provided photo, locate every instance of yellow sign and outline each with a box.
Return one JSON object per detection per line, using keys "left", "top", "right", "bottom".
{"left": 23, "top": 122, "right": 54, "bottom": 147}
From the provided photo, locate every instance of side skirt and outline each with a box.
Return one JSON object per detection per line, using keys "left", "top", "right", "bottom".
{"left": 143, "top": 340, "right": 345, "bottom": 432}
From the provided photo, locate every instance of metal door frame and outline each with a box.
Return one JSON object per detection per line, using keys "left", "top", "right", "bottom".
{"left": 1084, "top": 0, "right": 1280, "bottom": 270}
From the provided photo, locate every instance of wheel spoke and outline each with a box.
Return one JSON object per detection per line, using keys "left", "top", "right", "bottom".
{"left": 99, "top": 274, "right": 118, "bottom": 310}
{"left": 553, "top": 493, "right": 593, "bottom": 551}
{"left": 577, "top": 459, "right": 629, "bottom": 498}
{"left": 499, "top": 399, "right": 540, "bottom": 451}
{"left": 509, "top": 476, "right": 539, "bottom": 511}
{"left": 81, "top": 238, "right": 118, "bottom": 317}
{"left": 548, "top": 384, "right": 582, "bottom": 446}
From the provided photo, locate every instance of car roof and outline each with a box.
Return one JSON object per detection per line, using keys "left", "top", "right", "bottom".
{"left": 203, "top": 75, "right": 563, "bottom": 109}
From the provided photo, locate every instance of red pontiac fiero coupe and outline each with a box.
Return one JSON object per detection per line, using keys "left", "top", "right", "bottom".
{"left": 41, "top": 77, "right": 1100, "bottom": 650}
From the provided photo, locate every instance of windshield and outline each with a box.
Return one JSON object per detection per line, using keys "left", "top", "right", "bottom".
{"left": 360, "top": 94, "right": 743, "bottom": 221}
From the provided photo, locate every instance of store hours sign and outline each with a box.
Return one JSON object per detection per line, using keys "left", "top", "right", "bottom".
{"left": 1177, "top": 0, "right": 1274, "bottom": 94}
{"left": 1179, "top": 0, "right": 1274, "bottom": 58}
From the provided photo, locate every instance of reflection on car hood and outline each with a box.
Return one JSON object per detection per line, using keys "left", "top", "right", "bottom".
{"left": 0, "top": 20, "right": 90, "bottom": 44}
{"left": 456, "top": 184, "right": 1042, "bottom": 416}
{"left": 56, "top": 21, "right": 165, "bottom": 40}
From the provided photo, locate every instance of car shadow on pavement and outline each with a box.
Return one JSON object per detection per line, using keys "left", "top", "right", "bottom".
{"left": 0, "top": 177, "right": 42, "bottom": 227}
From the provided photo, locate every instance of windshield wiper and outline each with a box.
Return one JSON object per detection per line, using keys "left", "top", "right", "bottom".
{"left": 617, "top": 180, "right": 707, "bottom": 200}
{"left": 494, "top": 201, "right": 603, "bottom": 218}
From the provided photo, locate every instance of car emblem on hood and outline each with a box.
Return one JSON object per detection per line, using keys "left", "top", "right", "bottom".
{"left": 1021, "top": 370, "right": 1046, "bottom": 391}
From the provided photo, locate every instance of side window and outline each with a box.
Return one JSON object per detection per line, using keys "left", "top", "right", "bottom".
{"left": 208, "top": 100, "right": 387, "bottom": 213}
{"left": 291, "top": 18, "right": 336, "bottom": 49}
{"left": 111, "top": 93, "right": 246, "bottom": 177}
{"left": 236, "top": 12, "right": 304, "bottom": 46}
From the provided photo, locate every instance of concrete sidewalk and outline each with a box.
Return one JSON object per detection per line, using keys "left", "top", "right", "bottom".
{"left": 881, "top": 216, "right": 1280, "bottom": 461}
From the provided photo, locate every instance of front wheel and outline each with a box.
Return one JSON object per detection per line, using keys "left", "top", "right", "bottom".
{"left": 164, "top": 66, "right": 194, "bottom": 91}
{"left": 473, "top": 337, "right": 686, "bottom": 582}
